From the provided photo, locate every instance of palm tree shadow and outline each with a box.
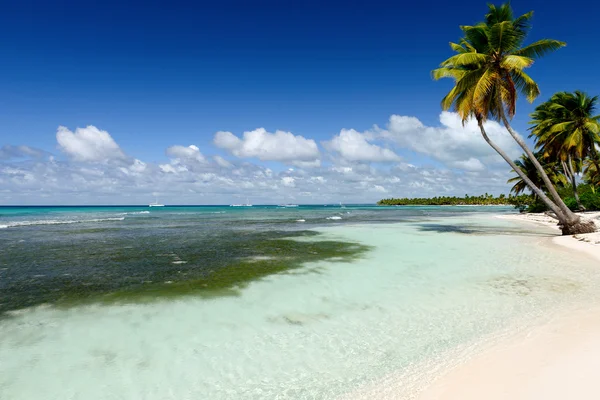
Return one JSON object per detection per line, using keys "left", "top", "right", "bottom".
{"left": 415, "top": 223, "right": 557, "bottom": 237}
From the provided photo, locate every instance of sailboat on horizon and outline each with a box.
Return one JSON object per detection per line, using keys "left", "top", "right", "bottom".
{"left": 230, "top": 198, "right": 252, "bottom": 207}
{"left": 149, "top": 197, "right": 165, "bottom": 207}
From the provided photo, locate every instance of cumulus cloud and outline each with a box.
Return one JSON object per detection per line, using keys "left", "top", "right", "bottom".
{"left": 291, "top": 159, "right": 321, "bottom": 168}
{"left": 280, "top": 176, "right": 295, "bottom": 187}
{"left": 378, "top": 112, "right": 520, "bottom": 171}
{"left": 214, "top": 155, "right": 233, "bottom": 168}
{"left": 213, "top": 128, "right": 320, "bottom": 164}
{"left": 166, "top": 145, "right": 206, "bottom": 163}
{"left": 1, "top": 112, "right": 523, "bottom": 204}
{"left": 0, "top": 152, "right": 513, "bottom": 205}
{"left": 119, "top": 159, "right": 147, "bottom": 176}
{"left": 56, "top": 125, "right": 126, "bottom": 162}
{"left": 323, "top": 128, "right": 401, "bottom": 163}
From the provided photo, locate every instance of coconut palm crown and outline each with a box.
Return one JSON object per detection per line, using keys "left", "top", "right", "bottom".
{"left": 433, "top": 4, "right": 565, "bottom": 123}
{"left": 530, "top": 91, "right": 600, "bottom": 162}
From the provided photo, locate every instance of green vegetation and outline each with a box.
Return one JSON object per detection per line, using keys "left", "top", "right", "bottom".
{"left": 433, "top": 3, "right": 597, "bottom": 234}
{"left": 378, "top": 193, "right": 528, "bottom": 206}
{"left": 1, "top": 230, "right": 371, "bottom": 315}
{"left": 524, "top": 184, "right": 600, "bottom": 213}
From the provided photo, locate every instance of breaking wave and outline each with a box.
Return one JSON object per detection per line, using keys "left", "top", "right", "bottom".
{"left": 0, "top": 217, "right": 125, "bottom": 228}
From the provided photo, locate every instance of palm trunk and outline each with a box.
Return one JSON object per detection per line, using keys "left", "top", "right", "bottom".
{"left": 589, "top": 143, "right": 600, "bottom": 186}
{"left": 478, "top": 119, "right": 595, "bottom": 234}
{"left": 566, "top": 155, "right": 585, "bottom": 211}
{"left": 498, "top": 110, "right": 575, "bottom": 221}
{"left": 495, "top": 107, "right": 597, "bottom": 234}
{"left": 476, "top": 119, "right": 565, "bottom": 219}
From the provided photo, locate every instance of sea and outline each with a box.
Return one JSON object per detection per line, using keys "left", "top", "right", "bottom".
{"left": 1, "top": 205, "right": 599, "bottom": 399}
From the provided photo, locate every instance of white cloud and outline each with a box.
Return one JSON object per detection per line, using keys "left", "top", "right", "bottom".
{"left": 379, "top": 112, "right": 520, "bottom": 170}
{"left": 1, "top": 112, "right": 524, "bottom": 204}
{"left": 56, "top": 125, "right": 126, "bottom": 162}
{"left": 119, "top": 159, "right": 147, "bottom": 176}
{"left": 291, "top": 159, "right": 322, "bottom": 168}
{"left": 281, "top": 177, "right": 296, "bottom": 187}
{"left": 450, "top": 157, "right": 486, "bottom": 172}
{"left": 214, "top": 128, "right": 320, "bottom": 164}
{"left": 166, "top": 145, "right": 206, "bottom": 163}
{"left": 159, "top": 164, "right": 187, "bottom": 174}
{"left": 214, "top": 155, "right": 233, "bottom": 168}
{"left": 0, "top": 151, "right": 514, "bottom": 205}
{"left": 324, "top": 128, "right": 401, "bottom": 163}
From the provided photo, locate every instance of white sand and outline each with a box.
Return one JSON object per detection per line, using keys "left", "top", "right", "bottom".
{"left": 500, "top": 211, "right": 600, "bottom": 262}
{"left": 417, "top": 307, "right": 600, "bottom": 400}
{"left": 415, "top": 212, "right": 600, "bottom": 400}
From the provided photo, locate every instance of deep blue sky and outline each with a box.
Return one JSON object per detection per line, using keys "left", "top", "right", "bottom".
{"left": 3, "top": 0, "right": 598, "bottom": 162}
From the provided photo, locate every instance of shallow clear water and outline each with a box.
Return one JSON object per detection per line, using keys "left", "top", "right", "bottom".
{"left": 1, "top": 206, "right": 598, "bottom": 399}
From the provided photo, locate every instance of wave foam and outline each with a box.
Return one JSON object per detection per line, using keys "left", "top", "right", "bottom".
{"left": 2, "top": 217, "right": 125, "bottom": 228}
{"left": 327, "top": 216, "right": 342, "bottom": 220}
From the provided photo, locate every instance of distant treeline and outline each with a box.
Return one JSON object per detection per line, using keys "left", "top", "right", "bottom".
{"left": 377, "top": 193, "right": 532, "bottom": 207}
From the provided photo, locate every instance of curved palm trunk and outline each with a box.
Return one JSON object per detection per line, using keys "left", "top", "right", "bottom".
{"left": 496, "top": 110, "right": 596, "bottom": 234}
{"left": 589, "top": 143, "right": 600, "bottom": 185}
{"left": 476, "top": 119, "right": 565, "bottom": 219}
{"left": 499, "top": 112, "right": 574, "bottom": 220}
{"left": 565, "top": 155, "right": 585, "bottom": 212}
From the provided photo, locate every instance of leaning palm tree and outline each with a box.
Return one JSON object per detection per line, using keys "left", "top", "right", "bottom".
{"left": 507, "top": 153, "right": 567, "bottom": 197}
{"left": 433, "top": 3, "right": 596, "bottom": 234}
{"left": 584, "top": 158, "right": 600, "bottom": 187}
{"left": 530, "top": 91, "right": 600, "bottom": 210}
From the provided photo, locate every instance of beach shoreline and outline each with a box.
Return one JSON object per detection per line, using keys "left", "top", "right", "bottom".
{"left": 415, "top": 305, "right": 600, "bottom": 400}
{"left": 344, "top": 212, "right": 600, "bottom": 400}
{"left": 415, "top": 212, "right": 600, "bottom": 400}
{"left": 499, "top": 211, "right": 600, "bottom": 262}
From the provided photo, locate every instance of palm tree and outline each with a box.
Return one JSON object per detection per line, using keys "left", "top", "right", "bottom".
{"left": 507, "top": 153, "right": 567, "bottom": 197}
{"left": 584, "top": 159, "right": 600, "bottom": 187}
{"left": 433, "top": 3, "right": 595, "bottom": 234}
{"left": 530, "top": 91, "right": 600, "bottom": 210}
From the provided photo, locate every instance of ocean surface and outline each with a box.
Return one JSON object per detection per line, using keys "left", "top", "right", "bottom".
{"left": 1, "top": 205, "right": 599, "bottom": 399}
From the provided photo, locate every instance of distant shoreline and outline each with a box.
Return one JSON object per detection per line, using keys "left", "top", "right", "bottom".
{"left": 377, "top": 204, "right": 513, "bottom": 207}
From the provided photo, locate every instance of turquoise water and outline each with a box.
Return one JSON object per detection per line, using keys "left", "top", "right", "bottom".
{"left": 1, "top": 205, "right": 598, "bottom": 399}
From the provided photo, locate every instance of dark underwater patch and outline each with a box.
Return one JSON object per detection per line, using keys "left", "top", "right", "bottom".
{"left": 0, "top": 228, "right": 370, "bottom": 314}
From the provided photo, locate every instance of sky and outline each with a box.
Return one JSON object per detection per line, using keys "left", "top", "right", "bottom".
{"left": 1, "top": 0, "right": 599, "bottom": 205}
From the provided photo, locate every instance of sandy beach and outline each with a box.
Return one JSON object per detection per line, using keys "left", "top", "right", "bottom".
{"left": 417, "top": 306, "right": 600, "bottom": 400}
{"left": 415, "top": 212, "right": 600, "bottom": 400}
{"left": 500, "top": 211, "right": 600, "bottom": 262}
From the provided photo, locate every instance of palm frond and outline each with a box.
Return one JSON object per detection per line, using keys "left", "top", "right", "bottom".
{"left": 489, "top": 21, "right": 522, "bottom": 53}
{"left": 432, "top": 67, "right": 466, "bottom": 81}
{"left": 510, "top": 69, "right": 540, "bottom": 102}
{"left": 513, "top": 39, "right": 566, "bottom": 59}
{"left": 440, "top": 52, "right": 489, "bottom": 67}
{"left": 501, "top": 55, "right": 534, "bottom": 70}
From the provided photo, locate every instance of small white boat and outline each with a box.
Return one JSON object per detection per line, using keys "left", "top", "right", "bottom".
{"left": 149, "top": 197, "right": 164, "bottom": 207}
{"left": 230, "top": 198, "right": 252, "bottom": 207}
